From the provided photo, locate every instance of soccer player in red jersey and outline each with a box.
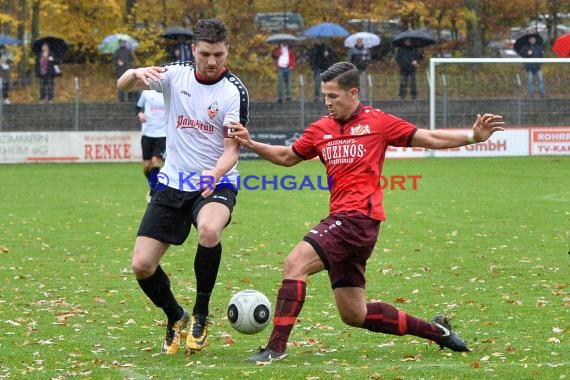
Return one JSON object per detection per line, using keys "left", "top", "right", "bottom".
{"left": 231, "top": 61, "right": 504, "bottom": 363}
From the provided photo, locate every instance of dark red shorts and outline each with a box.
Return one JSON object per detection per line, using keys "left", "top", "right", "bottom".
{"left": 303, "top": 211, "right": 380, "bottom": 289}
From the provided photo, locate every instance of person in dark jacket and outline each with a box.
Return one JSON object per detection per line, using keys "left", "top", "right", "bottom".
{"left": 0, "top": 44, "right": 14, "bottom": 104}
{"left": 520, "top": 35, "right": 545, "bottom": 98}
{"left": 113, "top": 39, "right": 135, "bottom": 102}
{"left": 34, "top": 42, "right": 59, "bottom": 103}
{"left": 396, "top": 38, "right": 423, "bottom": 100}
{"left": 347, "top": 38, "right": 370, "bottom": 100}
{"left": 308, "top": 42, "right": 335, "bottom": 101}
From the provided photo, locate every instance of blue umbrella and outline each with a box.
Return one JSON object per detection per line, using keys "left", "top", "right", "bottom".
{"left": 303, "top": 23, "right": 349, "bottom": 38}
{"left": 0, "top": 35, "right": 22, "bottom": 46}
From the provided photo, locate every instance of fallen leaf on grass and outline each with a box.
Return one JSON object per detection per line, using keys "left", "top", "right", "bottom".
{"left": 471, "top": 361, "right": 480, "bottom": 368}
{"left": 401, "top": 354, "right": 422, "bottom": 362}
{"left": 395, "top": 297, "right": 408, "bottom": 304}
{"left": 536, "top": 298, "right": 548, "bottom": 307}
{"left": 111, "top": 360, "right": 134, "bottom": 368}
{"left": 224, "top": 334, "right": 235, "bottom": 346}
{"left": 56, "top": 313, "right": 77, "bottom": 322}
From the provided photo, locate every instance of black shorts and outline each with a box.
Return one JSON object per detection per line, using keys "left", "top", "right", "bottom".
{"left": 303, "top": 211, "right": 380, "bottom": 289}
{"left": 137, "top": 185, "right": 238, "bottom": 245}
{"left": 141, "top": 135, "right": 166, "bottom": 161}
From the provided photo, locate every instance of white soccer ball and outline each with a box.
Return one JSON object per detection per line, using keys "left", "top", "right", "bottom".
{"left": 227, "top": 289, "right": 272, "bottom": 335}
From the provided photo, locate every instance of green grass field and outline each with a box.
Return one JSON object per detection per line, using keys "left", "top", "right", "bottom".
{"left": 0, "top": 156, "right": 568, "bottom": 379}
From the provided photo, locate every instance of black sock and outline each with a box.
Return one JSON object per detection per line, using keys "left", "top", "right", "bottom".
{"left": 192, "top": 243, "right": 222, "bottom": 316}
{"left": 148, "top": 167, "right": 161, "bottom": 195}
{"left": 150, "top": 166, "right": 160, "bottom": 176}
{"left": 137, "top": 265, "right": 183, "bottom": 324}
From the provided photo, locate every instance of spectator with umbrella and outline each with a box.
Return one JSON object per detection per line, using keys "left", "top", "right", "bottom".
{"left": 0, "top": 36, "right": 20, "bottom": 104}
{"left": 34, "top": 42, "right": 60, "bottom": 103}
{"left": 515, "top": 33, "right": 545, "bottom": 98}
{"left": 347, "top": 38, "right": 371, "bottom": 101}
{"left": 113, "top": 39, "right": 136, "bottom": 102}
{"left": 308, "top": 42, "right": 335, "bottom": 101}
{"left": 271, "top": 41, "right": 296, "bottom": 103}
{"left": 0, "top": 44, "right": 14, "bottom": 104}
{"left": 395, "top": 38, "right": 424, "bottom": 100}
{"left": 32, "top": 36, "right": 68, "bottom": 103}
{"left": 161, "top": 27, "right": 193, "bottom": 63}
{"left": 393, "top": 30, "right": 435, "bottom": 100}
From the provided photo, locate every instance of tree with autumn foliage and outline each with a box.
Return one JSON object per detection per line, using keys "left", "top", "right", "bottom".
{"left": 0, "top": 0, "right": 567, "bottom": 102}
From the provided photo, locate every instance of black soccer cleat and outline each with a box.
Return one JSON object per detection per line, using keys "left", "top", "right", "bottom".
{"left": 246, "top": 347, "right": 288, "bottom": 363}
{"left": 432, "top": 315, "right": 471, "bottom": 352}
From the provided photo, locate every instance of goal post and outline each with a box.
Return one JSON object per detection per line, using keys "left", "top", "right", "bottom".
{"left": 428, "top": 57, "right": 570, "bottom": 130}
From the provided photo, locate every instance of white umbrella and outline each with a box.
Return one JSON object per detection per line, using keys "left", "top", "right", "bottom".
{"left": 344, "top": 32, "right": 381, "bottom": 48}
{"left": 265, "top": 33, "right": 298, "bottom": 44}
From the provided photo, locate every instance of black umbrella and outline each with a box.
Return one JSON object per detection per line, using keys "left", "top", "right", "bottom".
{"left": 160, "top": 26, "right": 193, "bottom": 40}
{"left": 32, "top": 36, "right": 69, "bottom": 57}
{"left": 392, "top": 29, "right": 436, "bottom": 48}
{"left": 514, "top": 33, "right": 544, "bottom": 57}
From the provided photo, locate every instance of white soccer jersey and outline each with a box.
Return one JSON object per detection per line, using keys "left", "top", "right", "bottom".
{"left": 149, "top": 63, "right": 249, "bottom": 191}
{"left": 137, "top": 90, "right": 166, "bottom": 138}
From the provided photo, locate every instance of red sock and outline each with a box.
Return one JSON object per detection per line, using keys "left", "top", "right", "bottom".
{"left": 361, "top": 302, "right": 440, "bottom": 341}
{"left": 266, "top": 279, "right": 306, "bottom": 353}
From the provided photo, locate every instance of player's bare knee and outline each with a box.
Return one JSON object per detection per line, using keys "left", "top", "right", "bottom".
{"left": 282, "top": 256, "right": 303, "bottom": 278}
{"left": 197, "top": 225, "right": 222, "bottom": 247}
{"left": 339, "top": 310, "right": 364, "bottom": 327}
{"left": 131, "top": 258, "right": 154, "bottom": 279}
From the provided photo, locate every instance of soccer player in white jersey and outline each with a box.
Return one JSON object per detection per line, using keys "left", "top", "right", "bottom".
{"left": 135, "top": 89, "right": 166, "bottom": 202}
{"left": 117, "top": 18, "right": 249, "bottom": 355}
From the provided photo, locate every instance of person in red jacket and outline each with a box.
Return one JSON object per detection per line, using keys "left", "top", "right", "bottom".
{"left": 272, "top": 43, "right": 296, "bottom": 102}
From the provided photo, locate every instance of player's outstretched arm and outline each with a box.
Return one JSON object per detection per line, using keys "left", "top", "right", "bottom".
{"left": 117, "top": 66, "right": 167, "bottom": 92}
{"left": 411, "top": 113, "right": 505, "bottom": 149}
{"left": 230, "top": 122, "right": 302, "bottom": 167}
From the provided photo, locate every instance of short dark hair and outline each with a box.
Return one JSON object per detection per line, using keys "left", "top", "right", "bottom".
{"left": 320, "top": 62, "right": 360, "bottom": 90}
{"left": 193, "top": 18, "right": 229, "bottom": 44}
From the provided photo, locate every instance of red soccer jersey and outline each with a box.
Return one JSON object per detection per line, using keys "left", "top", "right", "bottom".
{"left": 292, "top": 105, "right": 417, "bottom": 221}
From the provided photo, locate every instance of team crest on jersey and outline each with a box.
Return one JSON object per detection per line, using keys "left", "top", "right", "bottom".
{"left": 207, "top": 102, "right": 219, "bottom": 119}
{"left": 350, "top": 123, "right": 371, "bottom": 136}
